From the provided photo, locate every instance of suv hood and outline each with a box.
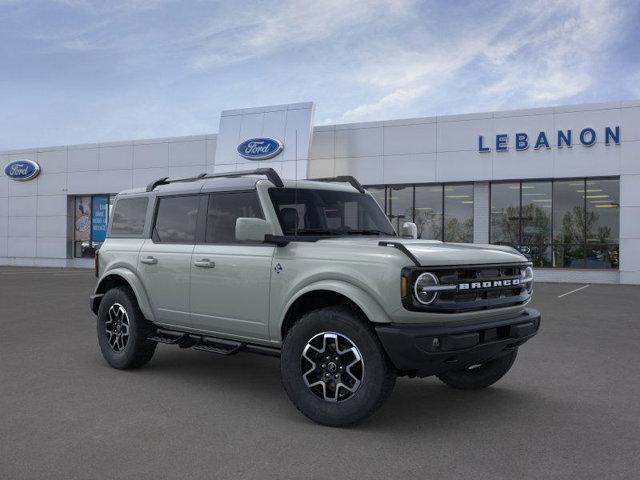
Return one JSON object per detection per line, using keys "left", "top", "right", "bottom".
{"left": 318, "top": 237, "right": 527, "bottom": 266}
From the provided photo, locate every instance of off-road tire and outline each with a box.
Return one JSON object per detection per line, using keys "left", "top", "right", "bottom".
{"left": 97, "top": 287, "right": 157, "bottom": 369}
{"left": 436, "top": 349, "right": 518, "bottom": 390}
{"left": 281, "top": 306, "right": 396, "bottom": 427}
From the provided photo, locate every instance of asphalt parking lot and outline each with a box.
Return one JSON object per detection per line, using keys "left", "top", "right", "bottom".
{"left": 1, "top": 267, "right": 639, "bottom": 479}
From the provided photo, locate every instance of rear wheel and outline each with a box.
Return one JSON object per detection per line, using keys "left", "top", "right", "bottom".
{"left": 97, "top": 287, "right": 156, "bottom": 369}
{"left": 436, "top": 349, "right": 518, "bottom": 390}
{"left": 280, "top": 307, "right": 396, "bottom": 427}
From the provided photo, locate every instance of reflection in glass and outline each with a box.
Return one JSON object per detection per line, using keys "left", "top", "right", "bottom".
{"left": 414, "top": 185, "right": 442, "bottom": 240}
{"left": 553, "top": 180, "right": 586, "bottom": 268}
{"left": 490, "top": 183, "right": 520, "bottom": 246}
{"left": 367, "top": 187, "right": 386, "bottom": 214}
{"left": 444, "top": 184, "right": 473, "bottom": 243}
{"left": 521, "top": 181, "right": 552, "bottom": 266}
{"left": 585, "top": 179, "right": 619, "bottom": 245}
{"left": 388, "top": 186, "right": 413, "bottom": 232}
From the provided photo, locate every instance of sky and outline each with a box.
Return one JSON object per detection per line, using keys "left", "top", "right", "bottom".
{"left": 0, "top": 0, "right": 639, "bottom": 150}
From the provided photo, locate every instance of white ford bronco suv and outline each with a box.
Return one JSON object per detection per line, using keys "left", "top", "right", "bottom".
{"left": 91, "top": 168, "right": 540, "bottom": 426}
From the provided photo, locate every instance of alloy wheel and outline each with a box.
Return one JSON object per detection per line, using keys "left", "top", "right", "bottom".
{"left": 301, "top": 332, "right": 364, "bottom": 402}
{"left": 105, "top": 303, "right": 130, "bottom": 352}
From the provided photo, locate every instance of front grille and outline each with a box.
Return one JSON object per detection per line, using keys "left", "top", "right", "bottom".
{"left": 403, "top": 263, "right": 531, "bottom": 313}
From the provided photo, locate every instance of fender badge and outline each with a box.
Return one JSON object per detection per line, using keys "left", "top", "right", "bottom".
{"left": 274, "top": 263, "right": 283, "bottom": 274}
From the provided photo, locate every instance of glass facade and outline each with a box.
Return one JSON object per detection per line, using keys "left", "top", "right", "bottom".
{"left": 73, "top": 194, "right": 116, "bottom": 257}
{"left": 365, "top": 183, "right": 474, "bottom": 242}
{"left": 490, "top": 178, "right": 619, "bottom": 269}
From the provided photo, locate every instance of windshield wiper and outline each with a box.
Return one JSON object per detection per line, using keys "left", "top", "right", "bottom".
{"left": 342, "top": 229, "right": 391, "bottom": 236}
{"left": 289, "top": 229, "right": 339, "bottom": 236}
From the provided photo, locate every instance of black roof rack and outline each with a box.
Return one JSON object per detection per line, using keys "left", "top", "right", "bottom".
{"left": 145, "top": 167, "right": 284, "bottom": 192}
{"left": 309, "top": 175, "right": 365, "bottom": 193}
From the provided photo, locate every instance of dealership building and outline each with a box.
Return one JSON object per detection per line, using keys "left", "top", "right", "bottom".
{"left": 1, "top": 100, "right": 639, "bottom": 284}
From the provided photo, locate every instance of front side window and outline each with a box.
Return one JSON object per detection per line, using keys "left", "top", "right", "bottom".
{"left": 205, "top": 192, "right": 263, "bottom": 243}
{"left": 269, "top": 188, "right": 395, "bottom": 237}
{"left": 153, "top": 195, "right": 199, "bottom": 244}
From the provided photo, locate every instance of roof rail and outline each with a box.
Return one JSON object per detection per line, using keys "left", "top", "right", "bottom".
{"left": 145, "top": 167, "right": 284, "bottom": 192}
{"left": 309, "top": 175, "right": 365, "bottom": 193}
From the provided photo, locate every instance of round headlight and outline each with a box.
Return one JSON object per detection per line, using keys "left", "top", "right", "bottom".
{"left": 521, "top": 266, "right": 534, "bottom": 294}
{"left": 413, "top": 272, "right": 440, "bottom": 305}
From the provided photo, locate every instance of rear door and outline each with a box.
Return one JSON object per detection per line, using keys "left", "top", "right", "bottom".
{"left": 137, "top": 194, "right": 200, "bottom": 327}
{"left": 189, "top": 191, "right": 274, "bottom": 340}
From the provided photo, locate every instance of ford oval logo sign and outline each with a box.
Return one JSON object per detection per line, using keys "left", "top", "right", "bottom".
{"left": 4, "top": 159, "right": 41, "bottom": 181}
{"left": 237, "top": 137, "right": 283, "bottom": 160}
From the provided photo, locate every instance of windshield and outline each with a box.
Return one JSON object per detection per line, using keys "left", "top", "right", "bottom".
{"left": 269, "top": 188, "right": 396, "bottom": 237}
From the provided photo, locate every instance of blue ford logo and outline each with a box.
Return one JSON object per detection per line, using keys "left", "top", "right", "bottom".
{"left": 4, "top": 159, "right": 41, "bottom": 181}
{"left": 237, "top": 137, "right": 283, "bottom": 160}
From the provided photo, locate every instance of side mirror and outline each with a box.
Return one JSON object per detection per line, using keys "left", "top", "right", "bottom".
{"left": 236, "top": 218, "right": 271, "bottom": 243}
{"left": 400, "top": 221, "right": 418, "bottom": 239}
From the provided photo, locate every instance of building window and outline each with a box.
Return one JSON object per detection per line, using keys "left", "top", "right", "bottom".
{"left": 388, "top": 185, "right": 413, "bottom": 232}
{"left": 74, "top": 194, "right": 115, "bottom": 258}
{"left": 491, "top": 178, "right": 619, "bottom": 269}
{"left": 414, "top": 185, "right": 443, "bottom": 240}
{"left": 365, "top": 183, "right": 474, "bottom": 242}
{"left": 444, "top": 184, "right": 474, "bottom": 243}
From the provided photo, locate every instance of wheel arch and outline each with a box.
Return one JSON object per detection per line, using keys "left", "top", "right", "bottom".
{"left": 92, "top": 268, "right": 155, "bottom": 321}
{"left": 279, "top": 281, "right": 391, "bottom": 341}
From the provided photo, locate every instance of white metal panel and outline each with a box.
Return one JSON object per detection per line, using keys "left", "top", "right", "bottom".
{"left": 68, "top": 147, "right": 99, "bottom": 171}
{"left": 8, "top": 196, "right": 37, "bottom": 217}
{"left": 37, "top": 216, "right": 67, "bottom": 237}
{"left": 383, "top": 123, "right": 436, "bottom": 155}
{"left": 168, "top": 139, "right": 206, "bottom": 166}
{"left": 133, "top": 142, "right": 169, "bottom": 169}
{"left": 334, "top": 156, "right": 383, "bottom": 185}
{"left": 7, "top": 237, "right": 36, "bottom": 257}
{"left": 8, "top": 217, "right": 36, "bottom": 237}
{"left": 334, "top": 127, "right": 382, "bottom": 158}
{"left": 99, "top": 144, "right": 133, "bottom": 170}
{"left": 36, "top": 149, "right": 68, "bottom": 174}
{"left": 36, "top": 237, "right": 67, "bottom": 258}
{"left": 37, "top": 172, "right": 67, "bottom": 195}
{"left": 383, "top": 153, "right": 436, "bottom": 184}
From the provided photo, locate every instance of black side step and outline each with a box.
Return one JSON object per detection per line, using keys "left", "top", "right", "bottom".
{"left": 148, "top": 329, "right": 280, "bottom": 357}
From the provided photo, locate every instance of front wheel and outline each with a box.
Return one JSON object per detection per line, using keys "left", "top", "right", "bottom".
{"left": 436, "top": 349, "right": 518, "bottom": 390}
{"left": 280, "top": 307, "right": 396, "bottom": 427}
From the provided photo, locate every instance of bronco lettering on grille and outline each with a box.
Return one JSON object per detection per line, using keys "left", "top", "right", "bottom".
{"left": 458, "top": 278, "right": 520, "bottom": 290}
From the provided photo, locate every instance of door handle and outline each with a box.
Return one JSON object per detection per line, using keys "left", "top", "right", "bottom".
{"left": 140, "top": 256, "right": 158, "bottom": 265}
{"left": 194, "top": 259, "right": 215, "bottom": 268}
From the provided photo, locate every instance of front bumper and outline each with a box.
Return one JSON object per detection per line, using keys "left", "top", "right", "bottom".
{"left": 375, "top": 308, "right": 541, "bottom": 377}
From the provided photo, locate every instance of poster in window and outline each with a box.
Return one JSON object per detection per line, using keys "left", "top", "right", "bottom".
{"left": 75, "top": 196, "right": 91, "bottom": 241}
{"left": 91, "top": 195, "right": 109, "bottom": 242}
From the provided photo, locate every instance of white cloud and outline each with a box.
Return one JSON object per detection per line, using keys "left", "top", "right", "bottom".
{"left": 334, "top": 0, "right": 625, "bottom": 122}
{"left": 191, "top": 0, "right": 412, "bottom": 69}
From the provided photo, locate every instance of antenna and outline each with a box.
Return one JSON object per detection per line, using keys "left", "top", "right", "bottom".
{"left": 294, "top": 129, "right": 298, "bottom": 236}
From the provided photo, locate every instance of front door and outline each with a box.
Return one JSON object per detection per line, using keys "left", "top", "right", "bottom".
{"left": 189, "top": 191, "right": 274, "bottom": 340}
{"left": 138, "top": 194, "right": 200, "bottom": 327}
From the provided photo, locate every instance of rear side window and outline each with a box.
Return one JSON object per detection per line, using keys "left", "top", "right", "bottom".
{"left": 110, "top": 197, "right": 148, "bottom": 236}
{"left": 153, "top": 195, "right": 200, "bottom": 244}
{"left": 205, "top": 192, "right": 263, "bottom": 243}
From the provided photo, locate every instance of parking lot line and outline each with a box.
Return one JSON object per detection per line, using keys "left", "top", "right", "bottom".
{"left": 557, "top": 284, "right": 590, "bottom": 298}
